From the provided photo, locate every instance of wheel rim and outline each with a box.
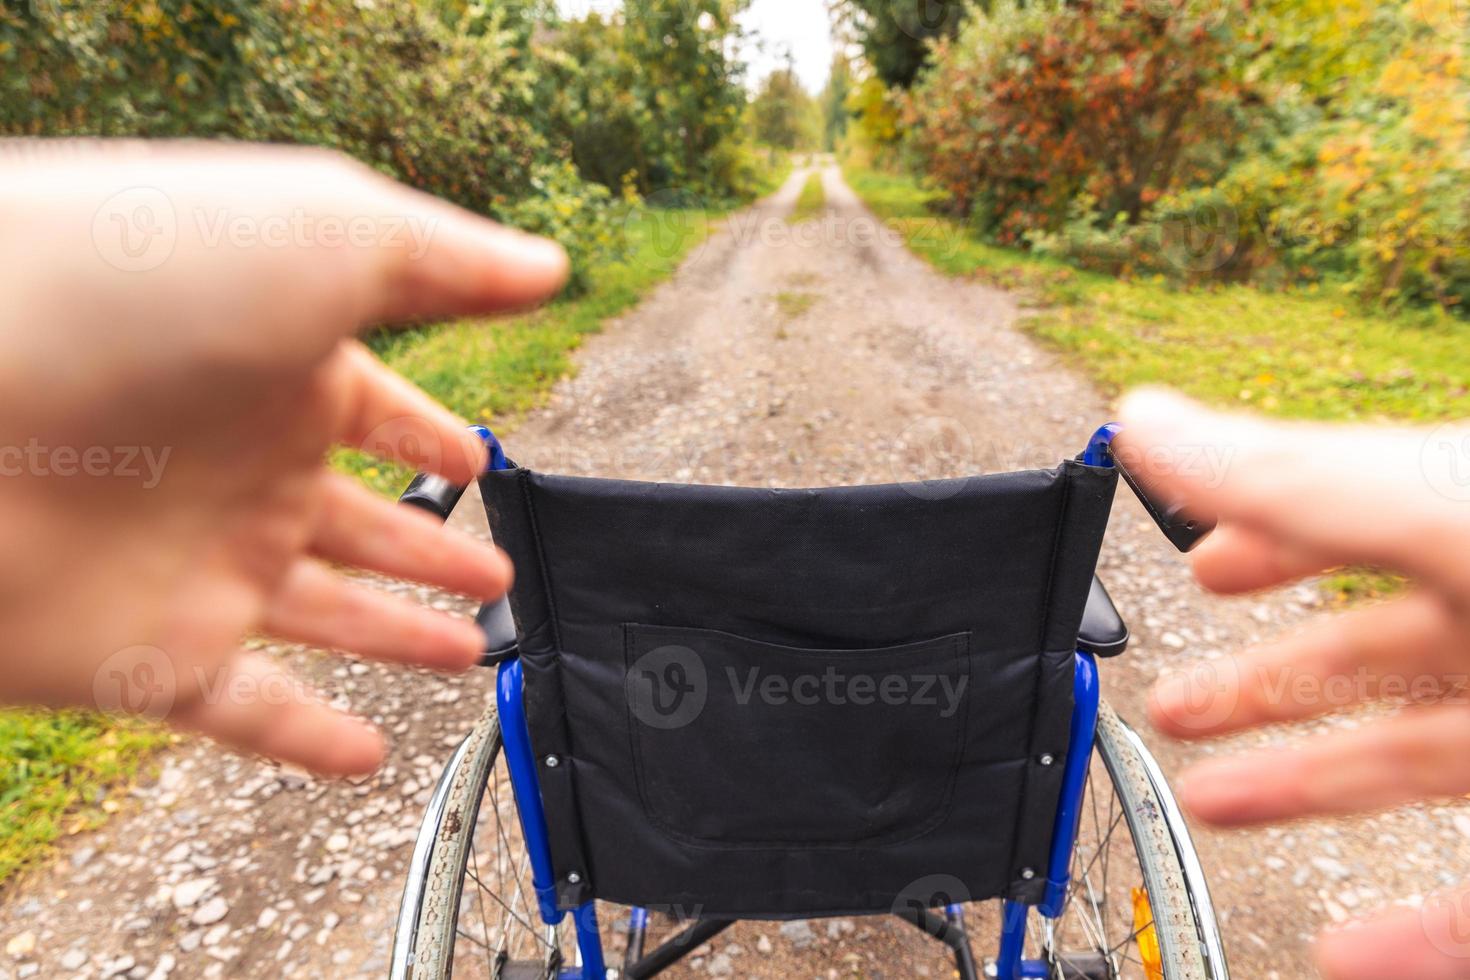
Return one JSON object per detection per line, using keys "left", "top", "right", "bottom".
{"left": 449, "top": 737, "right": 577, "bottom": 978}
{"left": 1036, "top": 760, "right": 1164, "bottom": 980}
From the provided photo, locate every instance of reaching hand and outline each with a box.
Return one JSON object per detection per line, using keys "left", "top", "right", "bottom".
{"left": 1117, "top": 389, "right": 1470, "bottom": 980}
{"left": 0, "top": 141, "right": 568, "bottom": 775}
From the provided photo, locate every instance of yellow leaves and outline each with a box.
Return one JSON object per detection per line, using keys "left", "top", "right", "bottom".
{"left": 1378, "top": 57, "right": 1422, "bottom": 98}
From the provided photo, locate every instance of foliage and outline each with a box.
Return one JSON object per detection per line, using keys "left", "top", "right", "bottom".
{"left": 819, "top": 55, "right": 854, "bottom": 151}
{"left": 845, "top": 74, "right": 903, "bottom": 164}
{"left": 899, "top": 0, "right": 1470, "bottom": 314}
{"left": 1160, "top": 0, "right": 1470, "bottom": 309}
{"left": 540, "top": 0, "right": 754, "bottom": 202}
{"left": 750, "top": 64, "right": 819, "bottom": 151}
{"left": 2, "top": 0, "right": 545, "bottom": 201}
{"left": 835, "top": 0, "right": 972, "bottom": 88}
{"left": 905, "top": 0, "right": 1248, "bottom": 245}
{"left": 1, "top": 0, "right": 771, "bottom": 288}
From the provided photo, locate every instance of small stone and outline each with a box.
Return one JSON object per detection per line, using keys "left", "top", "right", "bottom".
{"left": 102, "top": 954, "right": 135, "bottom": 977}
{"left": 192, "top": 896, "right": 229, "bottom": 926}
{"left": 756, "top": 935, "right": 773, "bottom": 955}
{"left": 325, "top": 833, "right": 350, "bottom": 853}
{"left": 257, "top": 907, "right": 280, "bottom": 930}
{"left": 5, "top": 931, "right": 35, "bottom": 958}
{"left": 779, "top": 920, "right": 815, "bottom": 950}
{"left": 61, "top": 949, "right": 87, "bottom": 970}
{"left": 172, "top": 877, "right": 217, "bottom": 910}
{"left": 707, "top": 953, "right": 732, "bottom": 976}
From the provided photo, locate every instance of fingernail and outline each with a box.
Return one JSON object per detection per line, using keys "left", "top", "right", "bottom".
{"left": 521, "top": 235, "right": 570, "bottom": 280}
{"left": 1151, "top": 673, "right": 1187, "bottom": 719}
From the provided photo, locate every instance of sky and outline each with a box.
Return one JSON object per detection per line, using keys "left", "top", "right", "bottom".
{"left": 738, "top": 0, "right": 837, "bottom": 94}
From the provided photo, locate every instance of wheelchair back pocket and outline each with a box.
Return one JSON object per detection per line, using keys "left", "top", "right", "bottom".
{"left": 624, "top": 624, "right": 972, "bottom": 849}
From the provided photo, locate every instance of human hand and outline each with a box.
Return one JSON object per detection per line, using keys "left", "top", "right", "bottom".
{"left": 0, "top": 140, "right": 568, "bottom": 775}
{"left": 1115, "top": 389, "right": 1470, "bottom": 979}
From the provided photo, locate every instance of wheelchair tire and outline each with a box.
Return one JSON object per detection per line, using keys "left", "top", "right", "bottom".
{"left": 1058, "top": 701, "right": 1229, "bottom": 980}
{"left": 390, "top": 703, "right": 574, "bottom": 980}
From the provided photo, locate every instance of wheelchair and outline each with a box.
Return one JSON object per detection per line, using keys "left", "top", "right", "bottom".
{"left": 388, "top": 424, "right": 1229, "bottom": 980}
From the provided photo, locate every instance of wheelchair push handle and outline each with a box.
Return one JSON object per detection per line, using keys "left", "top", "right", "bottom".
{"left": 396, "top": 425, "right": 508, "bottom": 522}
{"left": 395, "top": 426, "right": 520, "bottom": 666}
{"left": 1084, "top": 423, "right": 1216, "bottom": 553}
{"left": 398, "top": 471, "right": 467, "bottom": 522}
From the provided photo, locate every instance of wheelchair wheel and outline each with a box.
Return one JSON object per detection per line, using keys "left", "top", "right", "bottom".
{"left": 1033, "top": 701, "right": 1228, "bottom": 980}
{"left": 390, "top": 704, "right": 579, "bottom": 980}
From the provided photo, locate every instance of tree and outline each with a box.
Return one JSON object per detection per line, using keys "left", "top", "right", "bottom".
{"left": 820, "top": 55, "right": 854, "bottom": 150}
{"left": 750, "top": 61, "right": 818, "bottom": 150}
{"left": 621, "top": 0, "right": 751, "bottom": 192}
{"left": 836, "top": 0, "right": 973, "bottom": 88}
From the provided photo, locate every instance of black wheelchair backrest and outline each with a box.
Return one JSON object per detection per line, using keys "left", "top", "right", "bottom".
{"left": 480, "top": 460, "right": 1117, "bottom": 918}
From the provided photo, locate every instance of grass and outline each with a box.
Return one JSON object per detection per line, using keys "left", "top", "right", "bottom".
{"left": 845, "top": 162, "right": 1470, "bottom": 601}
{"left": 790, "top": 170, "right": 826, "bottom": 224}
{"left": 0, "top": 712, "right": 169, "bottom": 882}
{"left": 0, "top": 203, "right": 728, "bottom": 886}
{"left": 774, "top": 290, "right": 817, "bottom": 321}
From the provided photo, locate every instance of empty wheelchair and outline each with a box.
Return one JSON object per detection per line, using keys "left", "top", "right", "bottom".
{"left": 389, "top": 424, "right": 1228, "bottom": 980}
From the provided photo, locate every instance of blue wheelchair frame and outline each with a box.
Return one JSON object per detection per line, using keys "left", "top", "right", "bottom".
{"left": 484, "top": 424, "right": 1123, "bottom": 980}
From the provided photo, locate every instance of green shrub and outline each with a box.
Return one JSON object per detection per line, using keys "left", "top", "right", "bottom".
{"left": 903, "top": 0, "right": 1470, "bottom": 313}
{"left": 905, "top": 0, "right": 1248, "bottom": 244}
{"left": 2, "top": 0, "right": 623, "bottom": 290}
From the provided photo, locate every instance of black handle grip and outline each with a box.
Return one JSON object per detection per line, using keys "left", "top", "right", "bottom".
{"left": 398, "top": 471, "right": 467, "bottom": 523}
{"left": 1111, "top": 453, "right": 1216, "bottom": 552}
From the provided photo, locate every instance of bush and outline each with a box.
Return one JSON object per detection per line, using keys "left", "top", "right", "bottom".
{"left": 905, "top": 0, "right": 1249, "bottom": 246}
{"left": 497, "top": 161, "right": 620, "bottom": 296}
{"left": 2, "top": 0, "right": 624, "bottom": 293}
{"left": 904, "top": 0, "right": 1470, "bottom": 313}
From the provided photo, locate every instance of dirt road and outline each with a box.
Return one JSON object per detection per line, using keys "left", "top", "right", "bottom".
{"left": 3, "top": 165, "right": 1468, "bottom": 979}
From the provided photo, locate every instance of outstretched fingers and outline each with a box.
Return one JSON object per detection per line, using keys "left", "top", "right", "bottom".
{"left": 169, "top": 651, "right": 385, "bottom": 776}
{"left": 262, "top": 560, "right": 484, "bottom": 671}
{"left": 336, "top": 342, "right": 490, "bottom": 485}
{"left": 1150, "top": 591, "right": 1465, "bottom": 739}
{"left": 1178, "top": 702, "right": 1470, "bottom": 826}
{"left": 310, "top": 471, "right": 512, "bottom": 600}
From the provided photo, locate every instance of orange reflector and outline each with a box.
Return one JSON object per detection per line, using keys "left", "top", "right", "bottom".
{"left": 1132, "top": 887, "right": 1164, "bottom": 980}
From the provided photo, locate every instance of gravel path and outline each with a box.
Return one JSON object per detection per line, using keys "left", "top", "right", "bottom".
{"left": 3, "top": 164, "right": 1469, "bottom": 980}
